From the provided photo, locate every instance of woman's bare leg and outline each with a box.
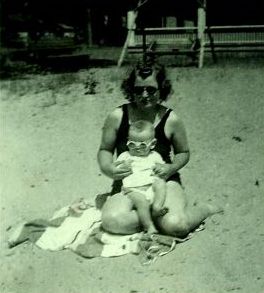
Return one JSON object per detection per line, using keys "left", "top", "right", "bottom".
{"left": 101, "top": 193, "right": 141, "bottom": 234}
{"left": 156, "top": 181, "right": 223, "bottom": 237}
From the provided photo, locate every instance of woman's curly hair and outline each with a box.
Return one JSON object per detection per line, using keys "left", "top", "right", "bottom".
{"left": 121, "top": 61, "right": 172, "bottom": 102}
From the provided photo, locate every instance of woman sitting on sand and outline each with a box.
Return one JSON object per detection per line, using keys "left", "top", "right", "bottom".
{"left": 97, "top": 61, "right": 221, "bottom": 237}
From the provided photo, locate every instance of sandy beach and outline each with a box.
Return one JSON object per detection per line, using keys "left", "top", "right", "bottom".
{"left": 1, "top": 57, "right": 264, "bottom": 293}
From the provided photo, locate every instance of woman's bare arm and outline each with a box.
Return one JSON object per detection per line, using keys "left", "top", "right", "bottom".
{"left": 166, "top": 111, "right": 190, "bottom": 173}
{"left": 97, "top": 108, "right": 132, "bottom": 180}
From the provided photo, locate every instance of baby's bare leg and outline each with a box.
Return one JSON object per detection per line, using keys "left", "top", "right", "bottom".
{"left": 127, "top": 190, "right": 158, "bottom": 234}
{"left": 152, "top": 178, "right": 169, "bottom": 218}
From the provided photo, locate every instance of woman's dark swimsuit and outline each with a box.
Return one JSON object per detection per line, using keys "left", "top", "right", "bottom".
{"left": 111, "top": 103, "right": 181, "bottom": 194}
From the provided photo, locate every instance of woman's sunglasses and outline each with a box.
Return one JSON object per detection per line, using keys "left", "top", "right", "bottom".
{"left": 126, "top": 139, "right": 155, "bottom": 150}
{"left": 134, "top": 86, "right": 158, "bottom": 96}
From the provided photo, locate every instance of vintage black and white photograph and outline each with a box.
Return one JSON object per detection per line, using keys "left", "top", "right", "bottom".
{"left": 1, "top": 1, "right": 264, "bottom": 292}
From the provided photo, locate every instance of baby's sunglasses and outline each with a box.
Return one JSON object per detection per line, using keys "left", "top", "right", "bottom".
{"left": 126, "top": 139, "right": 155, "bottom": 150}
{"left": 133, "top": 86, "right": 158, "bottom": 96}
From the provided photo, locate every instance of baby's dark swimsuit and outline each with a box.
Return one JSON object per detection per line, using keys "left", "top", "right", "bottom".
{"left": 111, "top": 103, "right": 181, "bottom": 194}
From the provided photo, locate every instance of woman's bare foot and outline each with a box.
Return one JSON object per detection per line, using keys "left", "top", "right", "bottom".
{"left": 207, "top": 203, "right": 224, "bottom": 215}
{"left": 194, "top": 201, "right": 224, "bottom": 216}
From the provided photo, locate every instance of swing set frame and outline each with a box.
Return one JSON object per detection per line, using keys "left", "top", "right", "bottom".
{"left": 117, "top": 0, "right": 264, "bottom": 68}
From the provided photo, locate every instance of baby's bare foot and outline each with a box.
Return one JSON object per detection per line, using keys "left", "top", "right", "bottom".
{"left": 152, "top": 207, "right": 169, "bottom": 218}
{"left": 147, "top": 225, "right": 158, "bottom": 235}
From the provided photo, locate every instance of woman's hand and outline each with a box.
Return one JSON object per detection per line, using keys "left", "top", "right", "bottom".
{"left": 152, "top": 163, "right": 176, "bottom": 180}
{"left": 109, "top": 160, "right": 133, "bottom": 180}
